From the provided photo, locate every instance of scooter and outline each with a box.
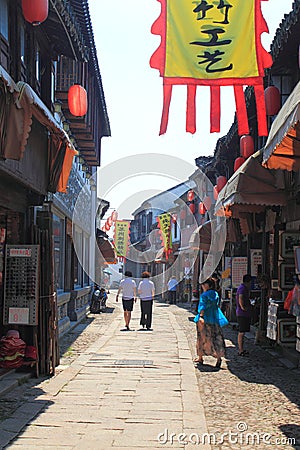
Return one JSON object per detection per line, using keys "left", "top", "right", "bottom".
{"left": 90, "top": 286, "right": 107, "bottom": 313}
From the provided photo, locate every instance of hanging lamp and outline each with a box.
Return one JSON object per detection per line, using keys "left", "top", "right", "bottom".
{"left": 68, "top": 84, "right": 88, "bottom": 117}
{"left": 22, "top": 0, "right": 48, "bottom": 26}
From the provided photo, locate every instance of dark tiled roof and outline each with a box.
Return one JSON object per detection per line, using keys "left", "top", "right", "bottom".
{"left": 71, "top": 0, "right": 110, "bottom": 136}
{"left": 270, "top": 1, "right": 300, "bottom": 62}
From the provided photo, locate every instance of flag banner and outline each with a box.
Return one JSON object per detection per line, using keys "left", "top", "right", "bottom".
{"left": 150, "top": 0, "right": 272, "bottom": 136}
{"left": 113, "top": 221, "right": 131, "bottom": 258}
{"left": 157, "top": 213, "right": 172, "bottom": 258}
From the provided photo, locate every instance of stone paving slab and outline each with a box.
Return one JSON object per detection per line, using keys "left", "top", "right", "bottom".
{"left": 1, "top": 297, "right": 210, "bottom": 449}
{"left": 2, "top": 296, "right": 299, "bottom": 450}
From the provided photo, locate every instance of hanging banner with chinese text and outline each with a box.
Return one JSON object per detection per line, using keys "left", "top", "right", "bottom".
{"left": 150, "top": 0, "right": 272, "bottom": 136}
{"left": 114, "top": 221, "right": 130, "bottom": 259}
{"left": 157, "top": 213, "right": 172, "bottom": 258}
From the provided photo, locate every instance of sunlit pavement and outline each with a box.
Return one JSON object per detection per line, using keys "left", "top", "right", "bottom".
{"left": 1, "top": 293, "right": 300, "bottom": 449}
{"left": 1, "top": 295, "right": 210, "bottom": 449}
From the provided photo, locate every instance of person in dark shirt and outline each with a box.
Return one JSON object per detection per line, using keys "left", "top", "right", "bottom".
{"left": 236, "top": 274, "right": 252, "bottom": 356}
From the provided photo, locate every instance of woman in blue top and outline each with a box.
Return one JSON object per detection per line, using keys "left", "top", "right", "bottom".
{"left": 194, "top": 278, "right": 228, "bottom": 368}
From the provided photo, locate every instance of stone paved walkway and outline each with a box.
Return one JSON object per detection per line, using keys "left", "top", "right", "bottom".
{"left": 0, "top": 293, "right": 299, "bottom": 449}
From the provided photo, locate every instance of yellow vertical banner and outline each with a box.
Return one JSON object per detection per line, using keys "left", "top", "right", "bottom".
{"left": 157, "top": 213, "right": 172, "bottom": 257}
{"left": 114, "top": 221, "right": 130, "bottom": 258}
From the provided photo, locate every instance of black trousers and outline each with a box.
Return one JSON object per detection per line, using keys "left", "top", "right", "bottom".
{"left": 140, "top": 300, "right": 153, "bottom": 328}
{"left": 168, "top": 290, "right": 176, "bottom": 304}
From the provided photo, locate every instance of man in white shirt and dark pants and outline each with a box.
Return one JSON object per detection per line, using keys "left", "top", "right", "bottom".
{"left": 167, "top": 275, "right": 178, "bottom": 305}
{"left": 116, "top": 271, "right": 137, "bottom": 331}
{"left": 138, "top": 271, "right": 155, "bottom": 330}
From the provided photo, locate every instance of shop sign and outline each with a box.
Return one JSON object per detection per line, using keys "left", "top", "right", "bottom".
{"left": 9, "top": 248, "right": 32, "bottom": 257}
{"left": 8, "top": 307, "right": 30, "bottom": 324}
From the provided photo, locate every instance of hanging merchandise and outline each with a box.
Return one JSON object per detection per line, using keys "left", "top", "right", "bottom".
{"left": 150, "top": 0, "right": 272, "bottom": 137}
{"left": 22, "top": 0, "right": 48, "bottom": 26}
{"left": 68, "top": 85, "right": 88, "bottom": 117}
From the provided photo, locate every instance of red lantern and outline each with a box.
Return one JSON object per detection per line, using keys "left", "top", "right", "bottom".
{"left": 107, "top": 217, "right": 113, "bottom": 227}
{"left": 180, "top": 210, "right": 186, "bottom": 220}
{"left": 22, "top": 0, "right": 48, "bottom": 25}
{"left": 203, "top": 196, "right": 212, "bottom": 211}
{"left": 171, "top": 214, "right": 177, "bottom": 223}
{"left": 187, "top": 190, "right": 195, "bottom": 202}
{"left": 68, "top": 85, "right": 88, "bottom": 117}
{"left": 216, "top": 176, "right": 227, "bottom": 192}
{"left": 240, "top": 135, "right": 254, "bottom": 159}
{"left": 199, "top": 202, "right": 206, "bottom": 215}
{"left": 104, "top": 222, "right": 110, "bottom": 231}
{"left": 234, "top": 156, "right": 246, "bottom": 172}
{"left": 189, "top": 203, "right": 195, "bottom": 214}
{"left": 265, "top": 86, "right": 281, "bottom": 116}
{"left": 213, "top": 185, "right": 219, "bottom": 201}
{"left": 111, "top": 211, "right": 118, "bottom": 222}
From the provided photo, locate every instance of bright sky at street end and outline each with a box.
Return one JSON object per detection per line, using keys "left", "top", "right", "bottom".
{"left": 89, "top": 1, "right": 294, "bottom": 219}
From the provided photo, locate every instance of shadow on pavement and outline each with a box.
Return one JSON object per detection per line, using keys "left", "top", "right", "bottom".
{"left": 279, "top": 424, "right": 300, "bottom": 448}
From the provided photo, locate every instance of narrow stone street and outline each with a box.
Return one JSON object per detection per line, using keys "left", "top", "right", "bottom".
{"left": 0, "top": 292, "right": 299, "bottom": 449}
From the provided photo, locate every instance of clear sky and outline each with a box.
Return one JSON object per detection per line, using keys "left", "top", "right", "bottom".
{"left": 89, "top": 0, "right": 294, "bottom": 218}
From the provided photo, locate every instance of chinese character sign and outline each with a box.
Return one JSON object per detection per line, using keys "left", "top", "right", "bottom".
{"left": 157, "top": 213, "right": 172, "bottom": 258}
{"left": 150, "top": 0, "right": 272, "bottom": 137}
{"left": 114, "top": 221, "right": 131, "bottom": 258}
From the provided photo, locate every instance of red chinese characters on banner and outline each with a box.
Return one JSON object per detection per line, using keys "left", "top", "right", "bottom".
{"left": 150, "top": 0, "right": 272, "bottom": 137}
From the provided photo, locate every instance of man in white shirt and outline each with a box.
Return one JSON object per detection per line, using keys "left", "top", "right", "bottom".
{"left": 138, "top": 271, "right": 155, "bottom": 330}
{"left": 167, "top": 275, "right": 178, "bottom": 304}
{"left": 116, "top": 271, "right": 137, "bottom": 331}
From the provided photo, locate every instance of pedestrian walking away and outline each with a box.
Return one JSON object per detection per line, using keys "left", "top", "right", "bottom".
{"left": 167, "top": 275, "right": 178, "bottom": 304}
{"left": 194, "top": 278, "right": 228, "bottom": 368}
{"left": 116, "top": 271, "right": 137, "bottom": 330}
{"left": 236, "top": 274, "right": 252, "bottom": 356}
{"left": 138, "top": 271, "right": 155, "bottom": 330}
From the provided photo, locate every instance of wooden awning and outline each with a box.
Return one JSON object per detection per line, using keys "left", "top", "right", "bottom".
{"left": 215, "top": 152, "right": 287, "bottom": 218}
{"left": 262, "top": 80, "right": 300, "bottom": 171}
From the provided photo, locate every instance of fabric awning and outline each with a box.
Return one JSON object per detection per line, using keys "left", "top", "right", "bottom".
{"left": 189, "top": 221, "right": 212, "bottom": 253}
{"left": 3, "top": 80, "right": 76, "bottom": 193}
{"left": 97, "top": 236, "right": 117, "bottom": 264}
{"left": 189, "top": 218, "right": 230, "bottom": 252}
{"left": 262, "top": 80, "right": 300, "bottom": 171}
{"left": 0, "top": 65, "right": 18, "bottom": 93}
{"left": 215, "top": 151, "right": 287, "bottom": 218}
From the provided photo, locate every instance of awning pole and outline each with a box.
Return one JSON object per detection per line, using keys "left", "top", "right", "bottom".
{"left": 257, "top": 213, "right": 269, "bottom": 338}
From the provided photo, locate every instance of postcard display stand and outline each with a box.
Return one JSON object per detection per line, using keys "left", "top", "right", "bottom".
{"left": 3, "top": 245, "right": 39, "bottom": 326}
